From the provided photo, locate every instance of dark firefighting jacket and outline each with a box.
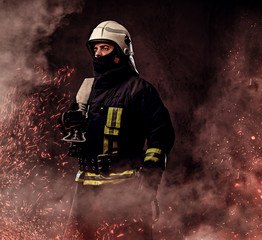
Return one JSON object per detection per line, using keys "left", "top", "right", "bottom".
{"left": 61, "top": 65, "right": 175, "bottom": 185}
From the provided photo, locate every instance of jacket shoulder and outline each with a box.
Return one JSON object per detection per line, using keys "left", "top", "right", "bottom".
{"left": 127, "top": 75, "right": 154, "bottom": 98}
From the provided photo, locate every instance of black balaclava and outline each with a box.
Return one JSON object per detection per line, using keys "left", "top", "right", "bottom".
{"left": 93, "top": 47, "right": 126, "bottom": 74}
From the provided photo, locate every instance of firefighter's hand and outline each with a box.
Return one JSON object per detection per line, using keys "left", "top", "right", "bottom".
{"left": 61, "top": 110, "right": 86, "bottom": 130}
{"left": 139, "top": 166, "right": 163, "bottom": 202}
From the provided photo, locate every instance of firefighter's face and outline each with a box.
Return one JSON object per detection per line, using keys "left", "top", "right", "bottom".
{"left": 94, "top": 43, "right": 114, "bottom": 58}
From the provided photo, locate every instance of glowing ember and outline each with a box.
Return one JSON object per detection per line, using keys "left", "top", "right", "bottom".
{"left": 234, "top": 183, "right": 240, "bottom": 188}
{"left": 96, "top": 219, "right": 145, "bottom": 239}
{"left": 0, "top": 65, "right": 80, "bottom": 239}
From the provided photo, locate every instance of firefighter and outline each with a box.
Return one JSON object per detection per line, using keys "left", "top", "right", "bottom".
{"left": 59, "top": 20, "right": 175, "bottom": 240}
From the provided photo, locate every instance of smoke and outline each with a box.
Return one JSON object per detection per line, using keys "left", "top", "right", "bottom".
{"left": 156, "top": 10, "right": 262, "bottom": 240}
{"left": 0, "top": 0, "right": 83, "bottom": 87}
{"left": 191, "top": 12, "right": 262, "bottom": 239}
{"left": 0, "top": 0, "right": 83, "bottom": 239}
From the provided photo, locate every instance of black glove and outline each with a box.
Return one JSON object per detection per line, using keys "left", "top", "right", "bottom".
{"left": 139, "top": 164, "right": 163, "bottom": 203}
{"left": 61, "top": 110, "right": 86, "bottom": 130}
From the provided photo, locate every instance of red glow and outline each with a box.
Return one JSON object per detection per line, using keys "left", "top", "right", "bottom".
{"left": 0, "top": 65, "right": 79, "bottom": 239}
{"left": 117, "top": 233, "right": 125, "bottom": 237}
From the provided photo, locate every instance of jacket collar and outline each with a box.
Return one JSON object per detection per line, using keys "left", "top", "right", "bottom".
{"left": 93, "top": 64, "right": 136, "bottom": 89}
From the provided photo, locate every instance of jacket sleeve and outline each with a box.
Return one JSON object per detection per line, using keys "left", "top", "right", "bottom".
{"left": 136, "top": 82, "right": 175, "bottom": 170}
{"left": 133, "top": 82, "right": 174, "bottom": 197}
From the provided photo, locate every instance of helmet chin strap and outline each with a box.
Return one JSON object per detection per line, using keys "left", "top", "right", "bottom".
{"left": 128, "top": 39, "right": 139, "bottom": 74}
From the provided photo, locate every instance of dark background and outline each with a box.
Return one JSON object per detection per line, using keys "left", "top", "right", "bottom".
{"left": 0, "top": 0, "right": 262, "bottom": 239}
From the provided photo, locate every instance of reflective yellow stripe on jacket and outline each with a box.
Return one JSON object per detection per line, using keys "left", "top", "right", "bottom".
{"left": 103, "top": 107, "right": 123, "bottom": 155}
{"left": 75, "top": 169, "right": 140, "bottom": 185}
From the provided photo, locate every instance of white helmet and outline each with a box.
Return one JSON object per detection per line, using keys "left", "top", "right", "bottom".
{"left": 87, "top": 20, "right": 138, "bottom": 74}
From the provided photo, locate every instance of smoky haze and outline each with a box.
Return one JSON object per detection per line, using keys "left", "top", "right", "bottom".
{"left": 156, "top": 6, "right": 262, "bottom": 240}
{"left": 0, "top": 0, "right": 262, "bottom": 239}
{"left": 0, "top": 0, "right": 83, "bottom": 87}
{"left": 0, "top": 0, "right": 83, "bottom": 239}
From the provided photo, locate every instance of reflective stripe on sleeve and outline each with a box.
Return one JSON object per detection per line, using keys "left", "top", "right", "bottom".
{"left": 144, "top": 148, "right": 163, "bottom": 163}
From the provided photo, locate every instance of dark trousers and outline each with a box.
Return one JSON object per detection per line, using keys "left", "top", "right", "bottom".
{"left": 75, "top": 179, "right": 153, "bottom": 240}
